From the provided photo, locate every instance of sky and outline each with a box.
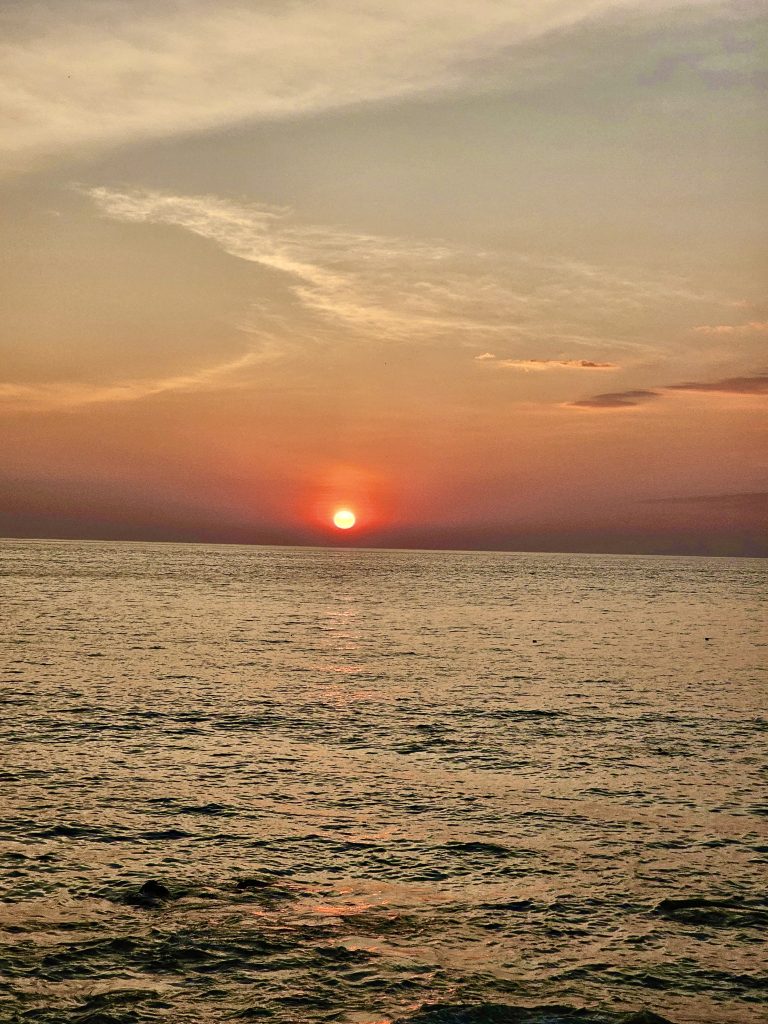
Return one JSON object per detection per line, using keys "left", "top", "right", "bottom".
{"left": 1, "top": 0, "right": 766, "bottom": 554}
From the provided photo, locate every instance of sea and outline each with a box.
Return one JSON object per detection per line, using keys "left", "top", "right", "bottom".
{"left": 1, "top": 539, "right": 766, "bottom": 1024}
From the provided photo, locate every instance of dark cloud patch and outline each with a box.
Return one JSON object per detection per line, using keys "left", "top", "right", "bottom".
{"left": 570, "top": 388, "right": 661, "bottom": 409}
{"left": 666, "top": 373, "right": 768, "bottom": 395}
{"left": 572, "top": 372, "right": 768, "bottom": 410}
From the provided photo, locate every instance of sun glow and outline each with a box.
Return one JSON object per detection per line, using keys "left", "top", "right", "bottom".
{"left": 333, "top": 508, "right": 356, "bottom": 530}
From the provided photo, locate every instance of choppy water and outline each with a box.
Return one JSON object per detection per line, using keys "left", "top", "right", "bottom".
{"left": 1, "top": 540, "right": 766, "bottom": 1024}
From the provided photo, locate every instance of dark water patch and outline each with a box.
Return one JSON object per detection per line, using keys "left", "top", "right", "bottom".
{"left": 332, "top": 908, "right": 430, "bottom": 937}
{"left": 40, "top": 823, "right": 120, "bottom": 841}
{"left": 486, "top": 709, "right": 562, "bottom": 721}
{"left": 233, "top": 874, "right": 278, "bottom": 891}
{"left": 313, "top": 943, "right": 377, "bottom": 964}
{"left": 242, "top": 833, "right": 540, "bottom": 881}
{"left": 93, "top": 878, "right": 187, "bottom": 909}
{"left": 35, "top": 936, "right": 142, "bottom": 972}
{"left": 556, "top": 962, "right": 614, "bottom": 980}
{"left": 177, "top": 802, "right": 231, "bottom": 816}
{"left": 613, "top": 964, "right": 768, "bottom": 996}
{"left": 449, "top": 708, "right": 562, "bottom": 722}
{"left": 395, "top": 1005, "right": 675, "bottom": 1024}
{"left": 65, "top": 989, "right": 169, "bottom": 1024}
{"left": 652, "top": 895, "right": 768, "bottom": 929}
{"left": 233, "top": 875, "right": 298, "bottom": 905}
{"left": 479, "top": 899, "right": 536, "bottom": 912}
{"left": 444, "top": 841, "right": 514, "bottom": 858}
{"left": 142, "top": 928, "right": 295, "bottom": 972}
{"left": 125, "top": 880, "right": 172, "bottom": 907}
{"left": 582, "top": 787, "right": 649, "bottom": 800}
{"left": 92, "top": 872, "right": 299, "bottom": 910}
{"left": 698, "top": 837, "right": 743, "bottom": 848}
{"left": 17, "top": 925, "right": 296, "bottom": 984}
{"left": 136, "top": 829, "right": 193, "bottom": 841}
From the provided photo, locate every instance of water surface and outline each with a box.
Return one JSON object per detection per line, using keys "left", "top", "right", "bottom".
{"left": 1, "top": 540, "right": 766, "bottom": 1023}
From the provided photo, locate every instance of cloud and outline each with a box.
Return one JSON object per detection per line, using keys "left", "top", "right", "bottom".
{"left": 666, "top": 373, "right": 768, "bottom": 395}
{"left": 85, "top": 186, "right": 712, "bottom": 354}
{"left": 5, "top": 179, "right": 731, "bottom": 417}
{"left": 477, "top": 356, "right": 617, "bottom": 370}
{"left": 0, "top": 0, "right": 721, "bottom": 164}
{"left": 569, "top": 388, "right": 661, "bottom": 409}
{"left": 571, "top": 372, "right": 768, "bottom": 410}
{"left": 0, "top": 348, "right": 270, "bottom": 414}
{"left": 693, "top": 322, "right": 768, "bottom": 335}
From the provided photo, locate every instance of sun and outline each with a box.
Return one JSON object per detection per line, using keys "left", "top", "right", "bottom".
{"left": 333, "top": 508, "right": 356, "bottom": 530}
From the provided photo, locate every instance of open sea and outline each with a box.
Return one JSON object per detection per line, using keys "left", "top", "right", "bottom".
{"left": 1, "top": 539, "right": 766, "bottom": 1024}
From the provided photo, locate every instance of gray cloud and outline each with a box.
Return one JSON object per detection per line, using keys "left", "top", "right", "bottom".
{"left": 569, "top": 388, "right": 661, "bottom": 409}
{"left": 666, "top": 373, "right": 768, "bottom": 395}
{"left": 572, "top": 371, "right": 768, "bottom": 410}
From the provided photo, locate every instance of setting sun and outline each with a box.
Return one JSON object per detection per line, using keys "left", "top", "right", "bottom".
{"left": 332, "top": 509, "right": 356, "bottom": 530}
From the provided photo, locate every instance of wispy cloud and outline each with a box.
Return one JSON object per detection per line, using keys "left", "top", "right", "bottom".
{"left": 0, "top": 0, "right": 719, "bottom": 164}
{"left": 85, "top": 186, "right": 715, "bottom": 355}
{"left": 693, "top": 321, "right": 768, "bottom": 335}
{"left": 0, "top": 349, "right": 268, "bottom": 414}
{"left": 4, "top": 180, "right": 728, "bottom": 416}
{"left": 476, "top": 355, "right": 618, "bottom": 370}
{"left": 8, "top": 182, "right": 756, "bottom": 417}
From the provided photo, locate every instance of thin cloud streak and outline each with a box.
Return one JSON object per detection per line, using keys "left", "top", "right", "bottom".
{"left": 477, "top": 355, "right": 618, "bottom": 370}
{"left": 0, "top": 349, "right": 269, "bottom": 414}
{"left": 693, "top": 321, "right": 768, "bottom": 335}
{"left": 0, "top": 0, "right": 718, "bottom": 164}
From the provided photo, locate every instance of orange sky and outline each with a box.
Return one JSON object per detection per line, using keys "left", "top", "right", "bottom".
{"left": 1, "top": 1, "right": 766, "bottom": 554}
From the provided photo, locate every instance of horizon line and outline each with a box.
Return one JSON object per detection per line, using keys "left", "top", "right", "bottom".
{"left": 1, "top": 534, "right": 765, "bottom": 560}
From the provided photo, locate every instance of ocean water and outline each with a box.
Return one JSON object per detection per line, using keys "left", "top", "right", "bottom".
{"left": 1, "top": 539, "right": 766, "bottom": 1024}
